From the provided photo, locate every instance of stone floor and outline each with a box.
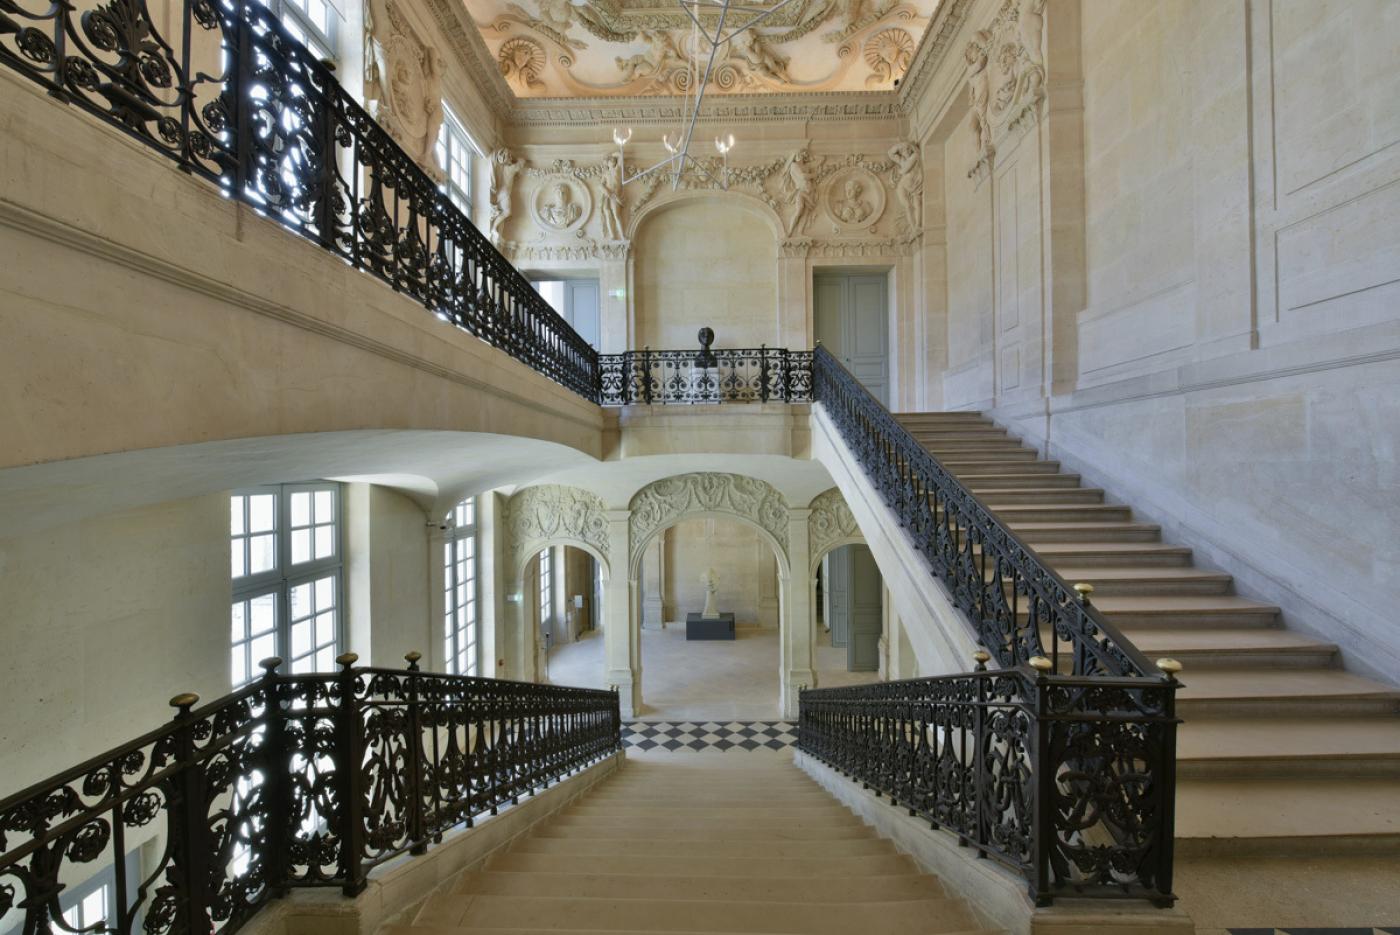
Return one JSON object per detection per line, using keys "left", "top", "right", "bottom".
{"left": 546, "top": 624, "right": 878, "bottom": 721}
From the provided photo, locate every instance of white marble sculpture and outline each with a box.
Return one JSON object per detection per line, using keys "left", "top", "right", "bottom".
{"left": 701, "top": 567, "right": 719, "bottom": 617}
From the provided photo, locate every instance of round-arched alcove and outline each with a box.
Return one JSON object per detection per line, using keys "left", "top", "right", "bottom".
{"left": 631, "top": 195, "right": 782, "bottom": 349}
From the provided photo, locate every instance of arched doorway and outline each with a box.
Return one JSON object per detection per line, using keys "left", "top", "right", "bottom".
{"left": 535, "top": 544, "right": 607, "bottom": 688}
{"left": 634, "top": 515, "right": 786, "bottom": 721}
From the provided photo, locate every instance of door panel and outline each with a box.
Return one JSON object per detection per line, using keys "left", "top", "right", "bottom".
{"left": 813, "top": 277, "right": 846, "bottom": 360}
{"left": 827, "top": 546, "right": 851, "bottom": 648}
{"left": 566, "top": 280, "right": 600, "bottom": 349}
{"left": 847, "top": 545, "right": 883, "bottom": 671}
{"left": 814, "top": 272, "right": 889, "bottom": 406}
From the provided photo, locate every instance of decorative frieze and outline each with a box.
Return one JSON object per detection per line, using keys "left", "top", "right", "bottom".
{"left": 507, "top": 485, "right": 611, "bottom": 571}
{"left": 629, "top": 474, "right": 789, "bottom": 566}
{"left": 809, "top": 488, "right": 862, "bottom": 558}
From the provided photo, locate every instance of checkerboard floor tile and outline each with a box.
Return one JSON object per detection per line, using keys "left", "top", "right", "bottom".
{"left": 622, "top": 720, "right": 797, "bottom": 751}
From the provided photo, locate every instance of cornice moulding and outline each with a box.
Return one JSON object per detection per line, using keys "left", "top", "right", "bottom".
{"left": 897, "top": 0, "right": 975, "bottom": 115}
{"left": 505, "top": 91, "right": 908, "bottom": 128}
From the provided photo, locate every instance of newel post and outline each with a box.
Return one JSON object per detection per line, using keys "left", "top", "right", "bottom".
{"left": 1028, "top": 656, "right": 1054, "bottom": 907}
{"left": 168, "top": 692, "right": 212, "bottom": 935}
{"left": 404, "top": 651, "right": 428, "bottom": 855}
{"left": 259, "top": 658, "right": 290, "bottom": 896}
{"left": 334, "top": 652, "right": 367, "bottom": 896}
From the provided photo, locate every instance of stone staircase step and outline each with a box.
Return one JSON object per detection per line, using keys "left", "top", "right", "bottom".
{"left": 963, "top": 472, "right": 1084, "bottom": 490}
{"left": 943, "top": 459, "right": 1064, "bottom": 474}
{"left": 1175, "top": 777, "right": 1400, "bottom": 854}
{"left": 411, "top": 893, "right": 977, "bottom": 935}
{"left": 1008, "top": 521, "right": 1162, "bottom": 543}
{"left": 395, "top": 929, "right": 1000, "bottom": 935}
{"left": 1016, "top": 566, "right": 1233, "bottom": 596}
{"left": 978, "top": 503, "right": 1134, "bottom": 523}
{"left": 484, "top": 852, "right": 922, "bottom": 879}
{"left": 1026, "top": 542, "right": 1194, "bottom": 566}
{"left": 454, "top": 871, "right": 947, "bottom": 903}
{"left": 532, "top": 823, "right": 874, "bottom": 843}
{"left": 565, "top": 803, "right": 856, "bottom": 818}
{"left": 1177, "top": 716, "right": 1400, "bottom": 778}
{"left": 930, "top": 447, "right": 1041, "bottom": 462}
{"left": 511, "top": 836, "right": 895, "bottom": 859}
{"left": 1108, "top": 627, "right": 1337, "bottom": 668}
{"left": 970, "top": 487, "right": 1105, "bottom": 504}
{"left": 1175, "top": 668, "right": 1400, "bottom": 717}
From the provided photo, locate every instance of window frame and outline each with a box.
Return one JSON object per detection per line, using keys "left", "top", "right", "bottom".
{"left": 537, "top": 547, "right": 553, "bottom": 639}
{"left": 442, "top": 498, "right": 480, "bottom": 677}
{"left": 261, "top": 0, "right": 339, "bottom": 62}
{"left": 435, "top": 104, "right": 478, "bottom": 217}
{"left": 230, "top": 482, "right": 345, "bottom": 687}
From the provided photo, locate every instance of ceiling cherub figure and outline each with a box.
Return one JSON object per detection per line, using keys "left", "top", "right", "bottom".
{"left": 728, "top": 29, "right": 791, "bottom": 83}
{"left": 615, "top": 27, "right": 687, "bottom": 83}
{"left": 535, "top": 0, "right": 576, "bottom": 34}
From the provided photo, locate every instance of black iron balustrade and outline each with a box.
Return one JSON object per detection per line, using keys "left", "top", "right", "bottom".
{"left": 598, "top": 330, "right": 813, "bottom": 406}
{"left": 0, "top": 653, "right": 620, "bottom": 935}
{"left": 0, "top": 0, "right": 598, "bottom": 400}
{"left": 798, "top": 662, "right": 1179, "bottom": 906}
{"left": 812, "top": 345, "right": 1155, "bottom": 678}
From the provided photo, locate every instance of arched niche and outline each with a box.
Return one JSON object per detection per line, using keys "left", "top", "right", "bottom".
{"left": 627, "top": 473, "right": 791, "bottom": 582}
{"left": 506, "top": 484, "right": 612, "bottom": 583}
{"left": 630, "top": 195, "right": 782, "bottom": 349}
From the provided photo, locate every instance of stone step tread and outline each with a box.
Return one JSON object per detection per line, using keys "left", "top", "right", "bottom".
{"left": 1038, "top": 567, "right": 1232, "bottom": 584}
{"left": 393, "top": 927, "right": 998, "bottom": 935}
{"left": 963, "top": 472, "right": 1082, "bottom": 483}
{"left": 512, "top": 837, "right": 896, "bottom": 858}
{"left": 531, "top": 826, "right": 876, "bottom": 842}
{"left": 1176, "top": 668, "right": 1400, "bottom": 700}
{"left": 981, "top": 503, "right": 1132, "bottom": 515}
{"left": 484, "top": 853, "right": 922, "bottom": 878}
{"left": 414, "top": 894, "right": 975, "bottom": 935}
{"left": 454, "top": 871, "right": 947, "bottom": 902}
{"left": 1175, "top": 777, "right": 1400, "bottom": 840}
{"left": 980, "top": 542, "right": 1192, "bottom": 563}
{"left": 943, "top": 460, "right": 1062, "bottom": 470}
{"left": 1107, "top": 627, "right": 1333, "bottom": 655}
{"left": 1177, "top": 717, "right": 1400, "bottom": 761}
{"left": 1075, "top": 594, "right": 1279, "bottom": 613}
{"left": 566, "top": 803, "right": 855, "bottom": 814}
{"left": 968, "top": 488, "right": 1106, "bottom": 502}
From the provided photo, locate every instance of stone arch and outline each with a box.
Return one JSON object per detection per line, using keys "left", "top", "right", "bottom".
{"left": 507, "top": 484, "right": 612, "bottom": 582}
{"left": 626, "top": 187, "right": 785, "bottom": 244}
{"left": 807, "top": 486, "right": 865, "bottom": 575}
{"left": 627, "top": 473, "right": 791, "bottom": 581}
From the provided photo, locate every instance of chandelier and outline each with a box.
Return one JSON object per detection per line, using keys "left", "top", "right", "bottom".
{"left": 612, "top": 0, "right": 797, "bottom": 190}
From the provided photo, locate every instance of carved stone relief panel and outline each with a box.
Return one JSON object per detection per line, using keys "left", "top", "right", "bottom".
{"left": 364, "top": 0, "right": 446, "bottom": 177}
{"left": 530, "top": 175, "right": 593, "bottom": 233}
{"left": 628, "top": 473, "right": 789, "bottom": 568}
{"left": 963, "top": 0, "right": 1046, "bottom": 178}
{"left": 822, "top": 165, "right": 886, "bottom": 234}
{"left": 507, "top": 485, "right": 611, "bottom": 573}
{"left": 809, "top": 488, "right": 862, "bottom": 559}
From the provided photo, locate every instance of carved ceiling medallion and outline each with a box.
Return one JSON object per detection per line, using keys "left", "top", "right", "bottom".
{"left": 498, "top": 36, "right": 546, "bottom": 88}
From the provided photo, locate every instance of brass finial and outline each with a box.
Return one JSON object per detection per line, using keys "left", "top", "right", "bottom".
{"left": 972, "top": 650, "right": 991, "bottom": 671}
{"left": 1028, "top": 655, "right": 1053, "bottom": 673}
{"left": 1155, "top": 658, "right": 1183, "bottom": 677}
{"left": 335, "top": 652, "right": 360, "bottom": 670}
{"left": 259, "top": 657, "right": 283, "bottom": 675}
{"left": 1073, "top": 582, "right": 1094, "bottom": 604}
{"left": 169, "top": 692, "right": 200, "bottom": 714}
{"left": 404, "top": 650, "right": 422, "bottom": 670}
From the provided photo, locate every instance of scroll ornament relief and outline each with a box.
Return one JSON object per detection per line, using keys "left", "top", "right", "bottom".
{"left": 629, "top": 474, "right": 789, "bottom": 565}
{"left": 809, "top": 488, "right": 862, "bottom": 558}
{"left": 507, "top": 485, "right": 611, "bottom": 570}
{"left": 964, "top": 0, "right": 1046, "bottom": 177}
{"left": 364, "top": 0, "right": 446, "bottom": 176}
{"left": 499, "top": 36, "right": 546, "bottom": 88}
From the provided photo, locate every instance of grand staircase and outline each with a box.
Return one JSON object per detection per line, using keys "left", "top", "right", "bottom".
{"left": 388, "top": 754, "right": 996, "bottom": 935}
{"left": 896, "top": 412, "right": 1400, "bottom": 853}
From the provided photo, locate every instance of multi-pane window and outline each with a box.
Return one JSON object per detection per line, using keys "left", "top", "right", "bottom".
{"left": 62, "top": 886, "right": 108, "bottom": 933}
{"left": 435, "top": 105, "right": 476, "bottom": 215}
{"left": 538, "top": 547, "right": 553, "bottom": 635}
{"left": 443, "top": 499, "right": 479, "bottom": 676}
{"left": 230, "top": 484, "right": 343, "bottom": 687}
{"left": 259, "top": 0, "right": 338, "bottom": 62}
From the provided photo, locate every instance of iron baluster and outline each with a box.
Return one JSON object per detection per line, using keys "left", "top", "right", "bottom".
{"left": 169, "top": 693, "right": 213, "bottom": 935}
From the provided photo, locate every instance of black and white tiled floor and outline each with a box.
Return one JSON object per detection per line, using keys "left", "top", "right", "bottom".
{"left": 623, "top": 720, "right": 798, "bottom": 751}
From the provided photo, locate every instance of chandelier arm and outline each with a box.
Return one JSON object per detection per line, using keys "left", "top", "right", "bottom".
{"left": 671, "top": 0, "right": 729, "bottom": 189}
{"left": 621, "top": 151, "right": 686, "bottom": 186}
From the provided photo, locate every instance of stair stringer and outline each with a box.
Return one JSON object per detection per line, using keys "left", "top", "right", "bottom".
{"left": 810, "top": 404, "right": 981, "bottom": 678}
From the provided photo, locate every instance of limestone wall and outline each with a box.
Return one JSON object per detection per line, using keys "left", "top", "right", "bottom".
{"left": 904, "top": 0, "right": 1400, "bottom": 677}
{"left": 661, "top": 519, "right": 780, "bottom": 628}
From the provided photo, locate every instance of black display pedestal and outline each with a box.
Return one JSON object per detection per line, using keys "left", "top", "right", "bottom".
{"left": 686, "top": 612, "right": 735, "bottom": 640}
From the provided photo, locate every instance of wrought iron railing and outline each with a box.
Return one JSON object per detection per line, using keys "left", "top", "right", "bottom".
{"left": 0, "top": 0, "right": 598, "bottom": 399}
{"left": 803, "top": 345, "right": 1178, "bottom": 906}
{"left": 598, "top": 340, "right": 813, "bottom": 406}
{"left": 799, "top": 662, "right": 1178, "bottom": 906}
{"left": 0, "top": 653, "right": 620, "bottom": 935}
{"left": 812, "top": 346, "right": 1155, "bottom": 677}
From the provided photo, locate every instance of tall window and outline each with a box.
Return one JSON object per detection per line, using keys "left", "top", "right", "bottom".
{"left": 443, "top": 498, "right": 479, "bottom": 676}
{"left": 260, "top": 0, "right": 338, "bottom": 61}
{"left": 537, "top": 547, "right": 553, "bottom": 636}
{"left": 230, "top": 484, "right": 343, "bottom": 687}
{"left": 435, "top": 105, "right": 476, "bottom": 215}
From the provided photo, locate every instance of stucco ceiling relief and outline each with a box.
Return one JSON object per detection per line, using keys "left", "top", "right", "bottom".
{"left": 464, "top": 0, "right": 942, "bottom": 98}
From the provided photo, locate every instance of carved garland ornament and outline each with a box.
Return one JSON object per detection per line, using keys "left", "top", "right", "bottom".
{"left": 809, "top": 488, "right": 862, "bottom": 558}
{"left": 629, "top": 474, "right": 789, "bottom": 566}
{"left": 507, "top": 485, "right": 610, "bottom": 571}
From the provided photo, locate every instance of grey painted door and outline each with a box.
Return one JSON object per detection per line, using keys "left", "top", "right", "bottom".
{"left": 565, "top": 279, "right": 600, "bottom": 349}
{"left": 847, "top": 545, "right": 883, "bottom": 671}
{"left": 826, "top": 547, "right": 851, "bottom": 648}
{"left": 814, "top": 272, "right": 889, "bottom": 406}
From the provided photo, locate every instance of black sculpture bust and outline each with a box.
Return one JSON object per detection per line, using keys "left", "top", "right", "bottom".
{"left": 695, "top": 327, "right": 717, "bottom": 368}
